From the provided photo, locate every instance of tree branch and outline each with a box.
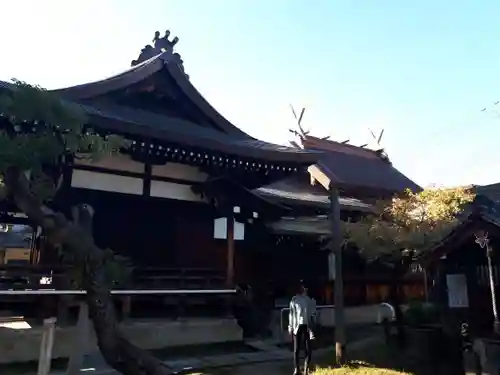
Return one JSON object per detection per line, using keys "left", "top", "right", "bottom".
{"left": 4, "top": 166, "right": 172, "bottom": 375}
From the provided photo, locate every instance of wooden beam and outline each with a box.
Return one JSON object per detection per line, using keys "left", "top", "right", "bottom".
{"left": 143, "top": 163, "right": 152, "bottom": 197}
{"left": 226, "top": 213, "right": 235, "bottom": 287}
{"left": 330, "top": 186, "right": 346, "bottom": 364}
{"left": 308, "top": 165, "right": 331, "bottom": 191}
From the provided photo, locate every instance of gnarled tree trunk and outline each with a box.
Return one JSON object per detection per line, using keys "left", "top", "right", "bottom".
{"left": 4, "top": 167, "right": 172, "bottom": 375}
{"left": 388, "top": 255, "right": 413, "bottom": 349}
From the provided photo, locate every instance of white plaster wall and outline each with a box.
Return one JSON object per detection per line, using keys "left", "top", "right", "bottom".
{"left": 74, "top": 154, "right": 144, "bottom": 174}
{"left": 150, "top": 180, "right": 205, "bottom": 202}
{"left": 152, "top": 162, "right": 208, "bottom": 182}
{"left": 71, "top": 170, "right": 144, "bottom": 195}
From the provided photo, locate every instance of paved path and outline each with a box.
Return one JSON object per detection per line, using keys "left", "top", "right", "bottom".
{"left": 12, "top": 324, "right": 381, "bottom": 375}
{"left": 76, "top": 325, "right": 380, "bottom": 374}
{"left": 191, "top": 336, "right": 381, "bottom": 375}
{"left": 73, "top": 335, "right": 381, "bottom": 375}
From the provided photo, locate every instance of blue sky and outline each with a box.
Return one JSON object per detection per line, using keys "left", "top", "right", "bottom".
{"left": 1, "top": 1, "right": 500, "bottom": 188}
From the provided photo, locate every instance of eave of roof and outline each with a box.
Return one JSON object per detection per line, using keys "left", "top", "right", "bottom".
{"left": 266, "top": 215, "right": 331, "bottom": 236}
{"left": 254, "top": 177, "right": 373, "bottom": 212}
{"left": 83, "top": 102, "right": 322, "bottom": 163}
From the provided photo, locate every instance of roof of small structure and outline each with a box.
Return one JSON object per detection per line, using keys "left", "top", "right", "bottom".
{"left": 421, "top": 194, "right": 500, "bottom": 266}
{"left": 302, "top": 135, "right": 421, "bottom": 197}
{"left": 474, "top": 183, "right": 500, "bottom": 203}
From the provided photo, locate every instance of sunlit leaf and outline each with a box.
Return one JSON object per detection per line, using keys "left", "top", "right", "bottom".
{"left": 343, "top": 187, "right": 475, "bottom": 260}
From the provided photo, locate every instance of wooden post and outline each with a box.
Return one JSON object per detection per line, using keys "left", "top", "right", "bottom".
{"left": 485, "top": 243, "right": 500, "bottom": 334}
{"left": 37, "top": 317, "right": 57, "bottom": 375}
{"left": 66, "top": 301, "right": 89, "bottom": 375}
{"left": 330, "top": 186, "right": 346, "bottom": 365}
{"left": 121, "top": 296, "right": 131, "bottom": 321}
{"left": 423, "top": 268, "right": 429, "bottom": 302}
{"left": 226, "top": 213, "right": 235, "bottom": 287}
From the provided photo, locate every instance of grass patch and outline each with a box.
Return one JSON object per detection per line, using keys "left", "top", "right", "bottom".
{"left": 311, "top": 338, "right": 456, "bottom": 375}
{"left": 312, "top": 343, "right": 413, "bottom": 375}
{"left": 313, "top": 361, "right": 411, "bottom": 374}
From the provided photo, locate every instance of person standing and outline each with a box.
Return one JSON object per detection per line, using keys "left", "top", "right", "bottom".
{"left": 288, "top": 280, "right": 317, "bottom": 375}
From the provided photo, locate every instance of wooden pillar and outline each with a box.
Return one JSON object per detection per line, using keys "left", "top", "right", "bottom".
{"left": 330, "top": 186, "right": 346, "bottom": 364}
{"left": 226, "top": 212, "right": 235, "bottom": 287}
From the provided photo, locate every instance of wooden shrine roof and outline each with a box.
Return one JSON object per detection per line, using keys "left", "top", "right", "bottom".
{"left": 0, "top": 64, "right": 320, "bottom": 164}
{"left": 302, "top": 135, "right": 421, "bottom": 197}
{"left": 51, "top": 52, "right": 250, "bottom": 138}
{"left": 474, "top": 183, "right": 500, "bottom": 203}
{"left": 77, "top": 102, "right": 320, "bottom": 163}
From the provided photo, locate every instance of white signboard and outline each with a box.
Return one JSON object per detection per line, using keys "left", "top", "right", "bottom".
{"left": 213, "top": 218, "right": 245, "bottom": 240}
{"left": 446, "top": 274, "right": 469, "bottom": 308}
{"left": 234, "top": 221, "right": 245, "bottom": 241}
{"left": 213, "top": 217, "right": 227, "bottom": 239}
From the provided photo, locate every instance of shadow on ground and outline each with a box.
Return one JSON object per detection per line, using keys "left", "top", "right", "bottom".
{"left": 188, "top": 339, "right": 459, "bottom": 375}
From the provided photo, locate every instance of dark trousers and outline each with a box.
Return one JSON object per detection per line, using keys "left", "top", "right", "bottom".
{"left": 293, "top": 324, "right": 311, "bottom": 369}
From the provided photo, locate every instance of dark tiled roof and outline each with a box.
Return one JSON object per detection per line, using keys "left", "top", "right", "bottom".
{"left": 303, "top": 136, "right": 421, "bottom": 195}
{"left": 52, "top": 54, "right": 165, "bottom": 100}
{"left": 474, "top": 183, "right": 500, "bottom": 203}
{"left": 80, "top": 102, "right": 321, "bottom": 163}
{"left": 51, "top": 51, "right": 250, "bottom": 138}
{"left": 0, "top": 80, "right": 321, "bottom": 164}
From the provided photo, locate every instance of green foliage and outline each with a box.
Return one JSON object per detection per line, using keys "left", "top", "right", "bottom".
{"left": 0, "top": 79, "right": 125, "bottom": 200}
{"left": 343, "top": 187, "right": 475, "bottom": 259}
{"left": 0, "top": 79, "right": 134, "bottom": 283}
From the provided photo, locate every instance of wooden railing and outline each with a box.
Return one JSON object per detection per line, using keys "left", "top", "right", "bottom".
{"left": 0, "top": 265, "right": 233, "bottom": 323}
{"left": 0, "top": 265, "right": 226, "bottom": 289}
{"left": 132, "top": 267, "right": 226, "bottom": 289}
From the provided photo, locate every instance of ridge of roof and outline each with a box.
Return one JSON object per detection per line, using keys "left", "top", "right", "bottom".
{"left": 50, "top": 48, "right": 252, "bottom": 138}
{"left": 302, "top": 135, "right": 388, "bottom": 161}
